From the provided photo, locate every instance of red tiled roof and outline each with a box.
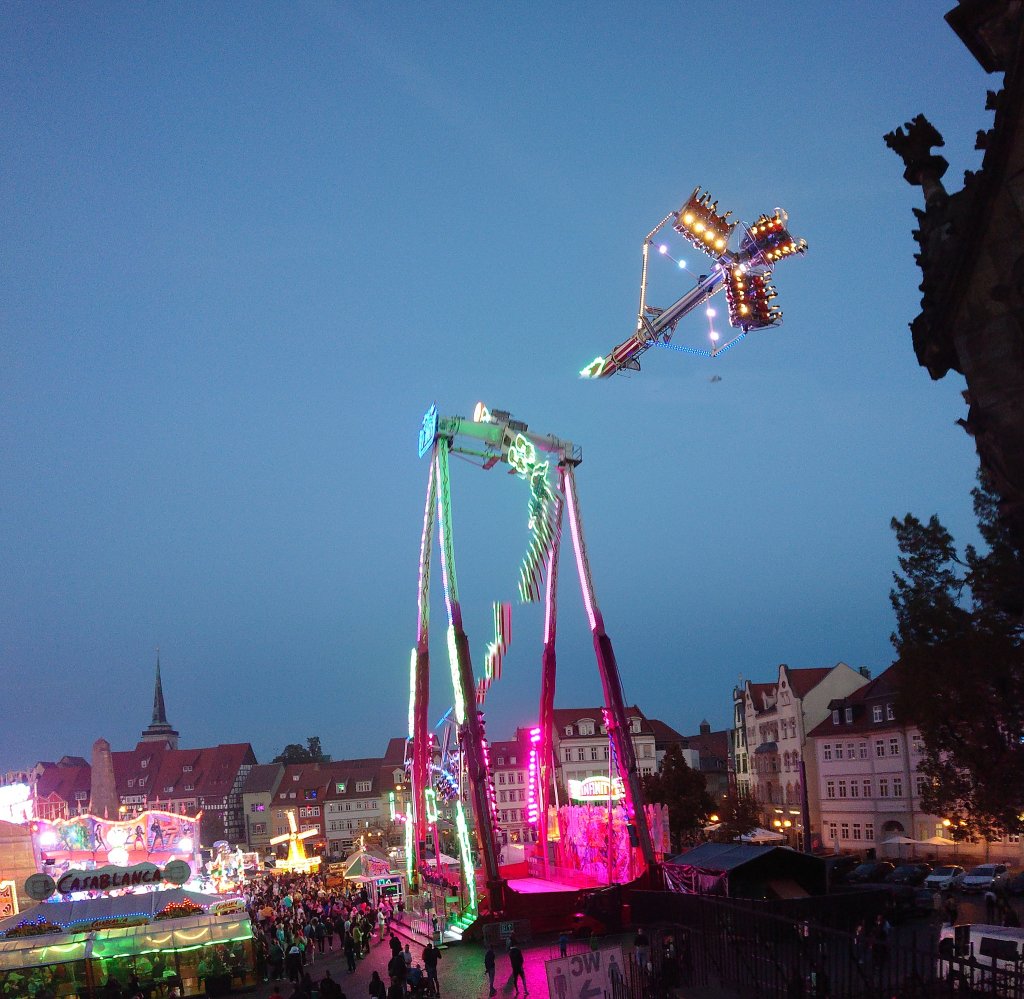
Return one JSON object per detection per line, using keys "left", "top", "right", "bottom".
{"left": 241, "top": 763, "right": 284, "bottom": 795}
{"left": 682, "top": 729, "right": 729, "bottom": 764}
{"left": 806, "top": 665, "right": 901, "bottom": 739}
{"left": 647, "top": 719, "right": 687, "bottom": 745}
{"left": 785, "top": 667, "right": 833, "bottom": 698}
{"left": 35, "top": 763, "right": 92, "bottom": 803}
{"left": 552, "top": 706, "right": 651, "bottom": 737}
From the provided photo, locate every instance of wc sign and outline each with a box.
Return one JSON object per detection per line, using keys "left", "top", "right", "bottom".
{"left": 545, "top": 944, "right": 625, "bottom": 999}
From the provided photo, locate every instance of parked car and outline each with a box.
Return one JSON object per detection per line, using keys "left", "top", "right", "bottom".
{"left": 887, "top": 863, "right": 933, "bottom": 886}
{"left": 960, "top": 864, "right": 1010, "bottom": 893}
{"left": 847, "top": 861, "right": 895, "bottom": 884}
{"left": 825, "top": 855, "right": 862, "bottom": 886}
{"left": 1006, "top": 872, "right": 1024, "bottom": 897}
{"left": 924, "top": 865, "right": 966, "bottom": 891}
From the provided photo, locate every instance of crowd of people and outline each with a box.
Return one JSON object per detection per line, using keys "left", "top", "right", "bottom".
{"left": 242, "top": 870, "right": 440, "bottom": 999}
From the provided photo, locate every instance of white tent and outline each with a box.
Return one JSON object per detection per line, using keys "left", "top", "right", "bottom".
{"left": 735, "top": 827, "right": 786, "bottom": 844}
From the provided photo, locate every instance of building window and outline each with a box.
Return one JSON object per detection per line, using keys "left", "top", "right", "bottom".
{"left": 846, "top": 743, "right": 855, "bottom": 759}
{"left": 875, "top": 741, "right": 885, "bottom": 758}
{"left": 578, "top": 721, "right": 595, "bottom": 736}
{"left": 838, "top": 780, "right": 847, "bottom": 799}
{"left": 915, "top": 775, "right": 927, "bottom": 797}
{"left": 603, "top": 747, "right": 609, "bottom": 760}
{"left": 859, "top": 742, "right": 868, "bottom": 760}
{"left": 844, "top": 707, "right": 853, "bottom": 723}
{"left": 850, "top": 781, "right": 859, "bottom": 798}
{"left": 182, "top": 765, "right": 192, "bottom": 772}
{"left": 251, "top": 804, "right": 265, "bottom": 812}
{"left": 892, "top": 777, "right": 903, "bottom": 798}
{"left": 564, "top": 726, "right": 573, "bottom": 736}
{"left": 879, "top": 778, "right": 889, "bottom": 798}
{"left": 862, "top": 779, "right": 872, "bottom": 798}
{"left": 852, "top": 823, "right": 862, "bottom": 841}
{"left": 840, "top": 822, "right": 850, "bottom": 840}
{"left": 74, "top": 790, "right": 87, "bottom": 802}
{"left": 128, "top": 780, "right": 134, "bottom": 788}
{"left": 336, "top": 782, "right": 346, "bottom": 793}
{"left": 872, "top": 705, "right": 883, "bottom": 723}
{"left": 865, "top": 823, "right": 874, "bottom": 841}
{"left": 510, "top": 756, "right": 516, "bottom": 765}
{"left": 823, "top": 744, "right": 832, "bottom": 761}
{"left": 886, "top": 704, "right": 895, "bottom": 721}
{"left": 590, "top": 747, "right": 599, "bottom": 761}
{"left": 576, "top": 749, "right": 585, "bottom": 762}
{"left": 834, "top": 744, "right": 843, "bottom": 760}
{"left": 889, "top": 738, "right": 900, "bottom": 756}
{"left": 826, "top": 780, "right": 836, "bottom": 800}
{"left": 912, "top": 734, "right": 924, "bottom": 755}
{"left": 141, "top": 759, "right": 148, "bottom": 768}
{"left": 355, "top": 781, "right": 371, "bottom": 793}
{"left": 499, "top": 791, "right": 507, "bottom": 804}
{"left": 184, "top": 784, "right": 194, "bottom": 791}
{"left": 498, "top": 773, "right": 506, "bottom": 785}
{"left": 252, "top": 822, "right": 266, "bottom": 835}
{"left": 138, "top": 778, "right": 145, "bottom": 787}
{"left": 496, "top": 758, "right": 505, "bottom": 766}
{"left": 304, "top": 790, "right": 318, "bottom": 800}
{"left": 831, "top": 710, "right": 839, "bottom": 724}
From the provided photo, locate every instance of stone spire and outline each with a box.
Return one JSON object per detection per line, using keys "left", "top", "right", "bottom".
{"left": 140, "top": 651, "right": 180, "bottom": 748}
{"left": 88, "top": 737, "right": 119, "bottom": 819}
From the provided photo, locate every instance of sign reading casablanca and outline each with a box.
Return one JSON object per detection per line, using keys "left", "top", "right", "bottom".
{"left": 26, "top": 860, "right": 191, "bottom": 900}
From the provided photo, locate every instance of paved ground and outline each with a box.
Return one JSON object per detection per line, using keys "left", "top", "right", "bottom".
{"left": 254, "top": 926, "right": 625, "bottom": 998}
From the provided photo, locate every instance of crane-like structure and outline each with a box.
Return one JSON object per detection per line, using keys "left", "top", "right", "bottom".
{"left": 581, "top": 186, "right": 807, "bottom": 378}
{"left": 409, "top": 403, "right": 657, "bottom": 919}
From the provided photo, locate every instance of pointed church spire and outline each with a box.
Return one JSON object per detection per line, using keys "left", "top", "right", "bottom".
{"left": 152, "top": 648, "right": 168, "bottom": 724}
{"left": 140, "top": 648, "right": 180, "bottom": 749}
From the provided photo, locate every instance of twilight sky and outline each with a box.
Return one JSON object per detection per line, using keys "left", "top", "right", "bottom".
{"left": 2, "top": 2, "right": 991, "bottom": 768}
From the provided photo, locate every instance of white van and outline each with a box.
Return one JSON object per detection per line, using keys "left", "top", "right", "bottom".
{"left": 937, "top": 923, "right": 1024, "bottom": 993}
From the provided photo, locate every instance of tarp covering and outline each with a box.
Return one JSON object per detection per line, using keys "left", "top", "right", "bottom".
{"left": 664, "top": 843, "right": 826, "bottom": 898}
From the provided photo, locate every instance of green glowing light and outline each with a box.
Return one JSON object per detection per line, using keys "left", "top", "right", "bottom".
{"left": 446, "top": 625, "right": 465, "bottom": 725}
{"left": 425, "top": 788, "right": 438, "bottom": 825}
{"left": 455, "top": 800, "right": 477, "bottom": 913}
{"left": 580, "top": 356, "right": 607, "bottom": 378}
{"left": 405, "top": 803, "right": 414, "bottom": 887}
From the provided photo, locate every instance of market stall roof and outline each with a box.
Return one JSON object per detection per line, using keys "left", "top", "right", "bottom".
{"left": 0, "top": 888, "right": 239, "bottom": 936}
{"left": 0, "top": 908, "right": 252, "bottom": 972}
{"left": 341, "top": 849, "right": 392, "bottom": 880}
{"left": 664, "top": 843, "right": 826, "bottom": 898}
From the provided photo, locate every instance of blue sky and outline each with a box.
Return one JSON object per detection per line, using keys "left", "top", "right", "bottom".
{"left": 2, "top": 2, "right": 990, "bottom": 767}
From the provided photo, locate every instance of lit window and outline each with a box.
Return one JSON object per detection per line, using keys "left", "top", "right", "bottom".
{"left": 336, "top": 782, "right": 346, "bottom": 793}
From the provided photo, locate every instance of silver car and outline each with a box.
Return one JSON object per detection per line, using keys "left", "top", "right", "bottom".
{"left": 959, "top": 863, "right": 1009, "bottom": 893}
{"left": 924, "top": 865, "right": 965, "bottom": 891}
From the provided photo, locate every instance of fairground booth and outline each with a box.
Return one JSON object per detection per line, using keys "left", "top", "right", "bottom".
{"left": 0, "top": 809, "right": 257, "bottom": 997}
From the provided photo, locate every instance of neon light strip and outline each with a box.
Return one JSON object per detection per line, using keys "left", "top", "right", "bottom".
{"left": 416, "top": 453, "right": 438, "bottom": 643}
{"left": 563, "top": 467, "right": 598, "bottom": 631}
{"left": 405, "top": 804, "right": 414, "bottom": 888}
{"left": 434, "top": 443, "right": 461, "bottom": 628}
{"left": 454, "top": 800, "right": 477, "bottom": 913}
{"left": 408, "top": 648, "right": 417, "bottom": 739}
{"left": 446, "top": 625, "right": 465, "bottom": 726}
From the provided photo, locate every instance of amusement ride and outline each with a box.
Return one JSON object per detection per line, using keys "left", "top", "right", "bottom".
{"left": 406, "top": 185, "right": 807, "bottom": 931}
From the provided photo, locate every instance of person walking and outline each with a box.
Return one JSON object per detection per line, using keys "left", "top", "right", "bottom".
{"left": 422, "top": 941, "right": 441, "bottom": 996}
{"left": 508, "top": 936, "right": 528, "bottom": 996}
{"left": 484, "top": 944, "right": 496, "bottom": 997}
{"left": 368, "top": 970, "right": 386, "bottom": 998}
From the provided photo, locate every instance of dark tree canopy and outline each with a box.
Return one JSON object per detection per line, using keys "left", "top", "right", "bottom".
{"left": 641, "top": 743, "right": 714, "bottom": 851}
{"left": 890, "top": 473, "right": 1024, "bottom": 838}
{"left": 273, "top": 736, "right": 332, "bottom": 764}
{"left": 711, "top": 789, "right": 762, "bottom": 844}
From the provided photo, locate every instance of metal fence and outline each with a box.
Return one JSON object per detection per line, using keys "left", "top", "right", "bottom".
{"left": 605, "top": 896, "right": 1024, "bottom": 998}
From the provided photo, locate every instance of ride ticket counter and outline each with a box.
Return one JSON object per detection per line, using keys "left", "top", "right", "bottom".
{"left": 0, "top": 904, "right": 257, "bottom": 997}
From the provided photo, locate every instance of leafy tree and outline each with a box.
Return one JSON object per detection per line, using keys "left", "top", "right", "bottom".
{"left": 641, "top": 744, "right": 714, "bottom": 851}
{"left": 711, "top": 789, "right": 762, "bottom": 844}
{"left": 890, "top": 473, "right": 1023, "bottom": 838}
{"left": 273, "top": 736, "right": 332, "bottom": 764}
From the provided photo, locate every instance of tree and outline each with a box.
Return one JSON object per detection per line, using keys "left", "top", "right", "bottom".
{"left": 273, "top": 736, "right": 332, "bottom": 764}
{"left": 711, "top": 789, "right": 762, "bottom": 844}
{"left": 890, "top": 473, "right": 1024, "bottom": 838}
{"left": 641, "top": 744, "right": 714, "bottom": 851}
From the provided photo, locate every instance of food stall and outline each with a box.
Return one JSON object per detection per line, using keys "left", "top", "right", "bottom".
{"left": 0, "top": 892, "right": 256, "bottom": 997}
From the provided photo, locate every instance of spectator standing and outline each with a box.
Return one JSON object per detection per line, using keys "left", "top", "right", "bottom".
{"left": 484, "top": 944, "right": 496, "bottom": 997}
{"left": 508, "top": 936, "right": 528, "bottom": 996}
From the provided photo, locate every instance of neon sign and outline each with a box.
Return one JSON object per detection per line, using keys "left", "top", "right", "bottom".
{"left": 567, "top": 776, "right": 625, "bottom": 802}
{"left": 418, "top": 403, "right": 439, "bottom": 458}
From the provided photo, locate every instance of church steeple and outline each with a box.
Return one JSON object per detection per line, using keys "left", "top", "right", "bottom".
{"left": 140, "top": 650, "right": 180, "bottom": 749}
{"left": 152, "top": 650, "right": 169, "bottom": 724}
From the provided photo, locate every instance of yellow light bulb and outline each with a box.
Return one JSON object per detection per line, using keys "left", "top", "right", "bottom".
{"left": 683, "top": 213, "right": 694, "bottom": 225}
{"left": 694, "top": 222, "right": 704, "bottom": 233}
{"left": 715, "top": 238, "right": 725, "bottom": 250}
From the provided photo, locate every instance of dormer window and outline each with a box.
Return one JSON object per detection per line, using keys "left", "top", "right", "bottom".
{"left": 578, "top": 719, "right": 595, "bottom": 736}
{"left": 831, "top": 709, "right": 840, "bottom": 724}
{"left": 182, "top": 765, "right": 193, "bottom": 773}
{"left": 564, "top": 725, "right": 573, "bottom": 736}
{"left": 872, "top": 705, "right": 883, "bottom": 723}
{"left": 844, "top": 708, "right": 853, "bottom": 723}
{"left": 886, "top": 703, "right": 895, "bottom": 721}
{"left": 630, "top": 718, "right": 641, "bottom": 734}
{"left": 140, "top": 759, "right": 148, "bottom": 769}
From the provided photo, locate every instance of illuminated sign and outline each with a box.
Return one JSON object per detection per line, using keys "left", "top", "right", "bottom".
{"left": 418, "top": 403, "right": 439, "bottom": 458}
{"left": 0, "top": 881, "right": 18, "bottom": 918}
{"left": 29, "top": 860, "right": 191, "bottom": 899}
{"left": 567, "top": 776, "right": 625, "bottom": 802}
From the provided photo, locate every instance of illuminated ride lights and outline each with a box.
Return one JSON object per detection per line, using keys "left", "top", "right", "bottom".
{"left": 580, "top": 185, "right": 807, "bottom": 378}
{"left": 409, "top": 403, "right": 659, "bottom": 918}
